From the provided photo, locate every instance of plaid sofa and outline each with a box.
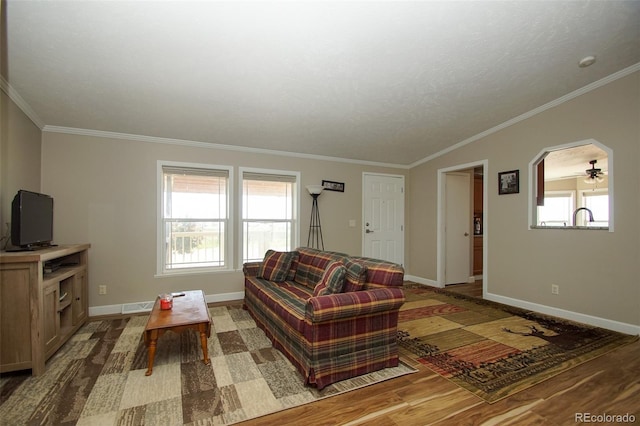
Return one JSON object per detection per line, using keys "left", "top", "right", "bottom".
{"left": 243, "top": 247, "right": 405, "bottom": 389}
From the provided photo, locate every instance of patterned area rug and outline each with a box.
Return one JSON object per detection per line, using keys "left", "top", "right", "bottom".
{"left": 0, "top": 305, "right": 416, "bottom": 424}
{"left": 398, "top": 284, "right": 638, "bottom": 403}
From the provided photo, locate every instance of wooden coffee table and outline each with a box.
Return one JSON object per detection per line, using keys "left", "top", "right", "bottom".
{"left": 143, "top": 290, "right": 211, "bottom": 376}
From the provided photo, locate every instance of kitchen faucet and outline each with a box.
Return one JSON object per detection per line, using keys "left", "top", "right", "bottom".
{"left": 573, "top": 207, "right": 594, "bottom": 226}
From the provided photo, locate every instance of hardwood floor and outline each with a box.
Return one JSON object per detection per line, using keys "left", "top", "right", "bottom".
{"left": 241, "top": 283, "right": 640, "bottom": 426}
{"left": 445, "top": 281, "right": 483, "bottom": 298}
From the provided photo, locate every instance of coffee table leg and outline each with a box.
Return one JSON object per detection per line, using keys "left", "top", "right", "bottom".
{"left": 146, "top": 330, "right": 158, "bottom": 376}
{"left": 200, "top": 327, "right": 210, "bottom": 365}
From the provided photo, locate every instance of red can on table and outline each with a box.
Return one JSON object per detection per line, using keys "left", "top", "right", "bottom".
{"left": 159, "top": 293, "right": 173, "bottom": 310}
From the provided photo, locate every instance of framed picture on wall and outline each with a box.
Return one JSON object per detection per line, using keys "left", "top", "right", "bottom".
{"left": 498, "top": 170, "right": 519, "bottom": 195}
{"left": 322, "top": 180, "right": 345, "bottom": 192}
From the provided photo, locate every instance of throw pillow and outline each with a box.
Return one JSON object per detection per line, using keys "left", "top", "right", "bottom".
{"left": 286, "top": 252, "right": 300, "bottom": 281}
{"left": 313, "top": 261, "right": 346, "bottom": 297}
{"left": 258, "top": 250, "right": 297, "bottom": 282}
{"left": 343, "top": 260, "right": 367, "bottom": 292}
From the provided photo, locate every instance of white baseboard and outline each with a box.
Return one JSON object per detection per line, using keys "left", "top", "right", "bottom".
{"left": 205, "top": 291, "right": 245, "bottom": 304}
{"left": 89, "top": 303, "right": 124, "bottom": 317}
{"left": 485, "top": 292, "right": 640, "bottom": 336}
{"left": 88, "top": 291, "right": 245, "bottom": 317}
{"left": 404, "top": 274, "right": 442, "bottom": 288}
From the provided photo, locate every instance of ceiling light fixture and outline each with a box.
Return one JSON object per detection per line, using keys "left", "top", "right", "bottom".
{"left": 578, "top": 55, "right": 596, "bottom": 68}
{"left": 584, "top": 159, "right": 604, "bottom": 184}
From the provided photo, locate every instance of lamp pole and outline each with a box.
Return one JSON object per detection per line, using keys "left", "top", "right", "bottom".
{"left": 306, "top": 185, "right": 324, "bottom": 250}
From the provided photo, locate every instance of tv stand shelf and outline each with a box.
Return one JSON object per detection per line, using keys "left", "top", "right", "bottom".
{"left": 0, "top": 244, "right": 90, "bottom": 375}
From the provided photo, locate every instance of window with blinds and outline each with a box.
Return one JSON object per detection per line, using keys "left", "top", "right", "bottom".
{"left": 160, "top": 164, "right": 231, "bottom": 272}
{"left": 241, "top": 170, "right": 298, "bottom": 263}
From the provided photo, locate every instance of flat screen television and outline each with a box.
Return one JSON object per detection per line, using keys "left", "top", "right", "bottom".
{"left": 11, "top": 190, "right": 55, "bottom": 250}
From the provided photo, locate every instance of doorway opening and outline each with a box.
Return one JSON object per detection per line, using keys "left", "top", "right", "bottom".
{"left": 437, "top": 160, "right": 487, "bottom": 298}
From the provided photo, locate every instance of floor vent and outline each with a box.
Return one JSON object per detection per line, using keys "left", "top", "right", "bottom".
{"left": 121, "top": 301, "right": 154, "bottom": 314}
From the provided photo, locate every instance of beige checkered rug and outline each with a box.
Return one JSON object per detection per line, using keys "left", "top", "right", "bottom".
{"left": 0, "top": 305, "right": 415, "bottom": 424}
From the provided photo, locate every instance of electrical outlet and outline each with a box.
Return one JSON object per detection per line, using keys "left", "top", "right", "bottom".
{"left": 99, "top": 285, "right": 107, "bottom": 295}
{"left": 551, "top": 284, "right": 559, "bottom": 295}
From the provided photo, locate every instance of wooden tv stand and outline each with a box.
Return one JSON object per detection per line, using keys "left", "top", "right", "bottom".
{"left": 0, "top": 244, "right": 90, "bottom": 375}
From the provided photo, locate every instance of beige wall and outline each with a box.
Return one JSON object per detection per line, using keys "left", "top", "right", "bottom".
{"left": 409, "top": 71, "right": 640, "bottom": 327}
{"left": 0, "top": 90, "right": 42, "bottom": 235}
{"left": 7, "top": 70, "right": 639, "bottom": 329}
{"left": 40, "top": 132, "right": 407, "bottom": 308}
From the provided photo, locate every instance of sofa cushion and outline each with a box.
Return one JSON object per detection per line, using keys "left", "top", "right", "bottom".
{"left": 258, "top": 250, "right": 298, "bottom": 282}
{"left": 350, "top": 256, "right": 405, "bottom": 289}
{"left": 343, "top": 260, "right": 367, "bottom": 292}
{"left": 313, "top": 261, "right": 346, "bottom": 296}
{"left": 245, "top": 276, "right": 310, "bottom": 333}
{"left": 287, "top": 253, "right": 300, "bottom": 281}
{"left": 295, "top": 247, "right": 344, "bottom": 288}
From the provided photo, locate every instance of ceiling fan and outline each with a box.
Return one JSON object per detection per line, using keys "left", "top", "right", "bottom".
{"left": 585, "top": 159, "right": 604, "bottom": 183}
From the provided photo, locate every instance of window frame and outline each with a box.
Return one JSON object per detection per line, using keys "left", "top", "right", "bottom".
{"left": 536, "top": 190, "right": 575, "bottom": 227}
{"left": 239, "top": 167, "right": 300, "bottom": 265}
{"left": 156, "top": 160, "right": 234, "bottom": 276}
{"left": 580, "top": 188, "right": 609, "bottom": 227}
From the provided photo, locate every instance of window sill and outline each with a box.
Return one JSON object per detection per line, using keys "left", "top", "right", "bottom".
{"left": 531, "top": 225, "right": 609, "bottom": 231}
{"left": 155, "top": 268, "right": 239, "bottom": 278}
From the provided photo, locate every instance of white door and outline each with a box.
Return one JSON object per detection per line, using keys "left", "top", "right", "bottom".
{"left": 363, "top": 174, "right": 404, "bottom": 265}
{"left": 445, "top": 172, "right": 471, "bottom": 284}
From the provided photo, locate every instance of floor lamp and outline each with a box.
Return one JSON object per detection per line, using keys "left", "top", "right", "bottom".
{"left": 306, "top": 185, "right": 324, "bottom": 250}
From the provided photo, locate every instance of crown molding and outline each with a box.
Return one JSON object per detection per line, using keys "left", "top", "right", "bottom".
{"left": 409, "top": 62, "right": 640, "bottom": 169}
{"left": 0, "top": 76, "right": 45, "bottom": 129}
{"left": 42, "top": 125, "right": 409, "bottom": 169}
{"left": 6, "top": 61, "right": 638, "bottom": 170}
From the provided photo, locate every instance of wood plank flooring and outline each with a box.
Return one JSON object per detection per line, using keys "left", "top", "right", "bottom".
{"left": 241, "top": 282, "right": 640, "bottom": 426}
{"left": 445, "top": 281, "right": 483, "bottom": 298}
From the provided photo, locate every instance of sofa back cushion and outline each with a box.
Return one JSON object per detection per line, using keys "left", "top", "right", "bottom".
{"left": 294, "top": 247, "right": 346, "bottom": 289}
{"left": 350, "top": 256, "right": 405, "bottom": 289}
{"left": 343, "top": 260, "right": 367, "bottom": 292}
{"left": 313, "top": 261, "right": 346, "bottom": 296}
{"left": 258, "top": 250, "right": 298, "bottom": 282}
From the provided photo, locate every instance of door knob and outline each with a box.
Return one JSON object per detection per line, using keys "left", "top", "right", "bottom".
{"left": 366, "top": 229, "right": 374, "bottom": 233}
{"left": 464, "top": 232, "right": 469, "bottom": 236}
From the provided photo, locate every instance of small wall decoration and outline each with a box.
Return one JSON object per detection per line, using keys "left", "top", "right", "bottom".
{"left": 498, "top": 170, "right": 519, "bottom": 195}
{"left": 474, "top": 216, "right": 482, "bottom": 235}
{"left": 322, "top": 180, "right": 344, "bottom": 192}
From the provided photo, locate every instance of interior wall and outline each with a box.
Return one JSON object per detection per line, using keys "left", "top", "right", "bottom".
{"left": 40, "top": 132, "right": 407, "bottom": 308}
{"left": 0, "top": 90, "right": 42, "bottom": 240}
{"left": 408, "top": 71, "right": 640, "bottom": 328}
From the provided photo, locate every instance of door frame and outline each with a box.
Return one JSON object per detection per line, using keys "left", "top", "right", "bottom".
{"left": 437, "top": 160, "right": 488, "bottom": 293}
{"left": 362, "top": 172, "right": 405, "bottom": 265}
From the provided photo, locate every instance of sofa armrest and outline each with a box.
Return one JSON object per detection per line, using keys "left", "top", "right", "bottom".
{"left": 305, "top": 288, "right": 405, "bottom": 323}
{"left": 243, "top": 262, "right": 262, "bottom": 277}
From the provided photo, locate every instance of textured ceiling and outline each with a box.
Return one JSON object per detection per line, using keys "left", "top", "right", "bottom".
{"left": 3, "top": 1, "right": 640, "bottom": 166}
{"left": 544, "top": 144, "right": 608, "bottom": 181}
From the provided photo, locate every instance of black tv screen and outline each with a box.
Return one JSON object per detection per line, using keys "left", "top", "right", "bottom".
{"left": 11, "top": 190, "right": 54, "bottom": 249}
